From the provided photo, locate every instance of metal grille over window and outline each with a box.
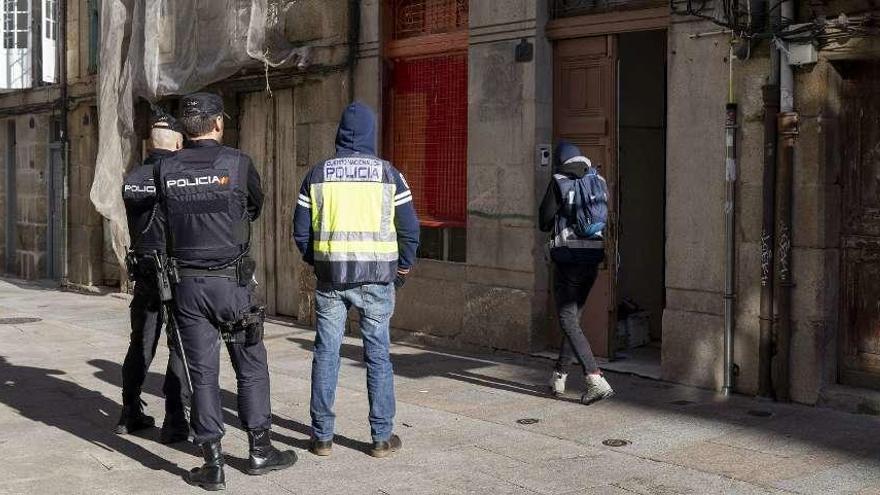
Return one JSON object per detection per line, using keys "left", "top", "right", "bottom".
{"left": 392, "top": 0, "right": 468, "bottom": 40}
{"left": 550, "top": 0, "right": 666, "bottom": 18}
{"left": 3, "top": 0, "right": 28, "bottom": 49}
{"left": 389, "top": 53, "right": 468, "bottom": 227}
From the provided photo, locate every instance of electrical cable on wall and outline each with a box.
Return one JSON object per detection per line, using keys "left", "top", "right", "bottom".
{"left": 672, "top": 0, "right": 880, "bottom": 49}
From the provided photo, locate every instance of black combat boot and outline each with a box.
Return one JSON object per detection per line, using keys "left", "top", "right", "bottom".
{"left": 114, "top": 400, "right": 155, "bottom": 435}
{"left": 246, "top": 429, "right": 298, "bottom": 475}
{"left": 185, "top": 441, "right": 226, "bottom": 491}
{"left": 159, "top": 415, "right": 190, "bottom": 445}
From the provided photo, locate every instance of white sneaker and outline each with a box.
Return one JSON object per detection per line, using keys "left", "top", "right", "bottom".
{"left": 549, "top": 371, "right": 568, "bottom": 397}
{"left": 582, "top": 374, "right": 614, "bottom": 405}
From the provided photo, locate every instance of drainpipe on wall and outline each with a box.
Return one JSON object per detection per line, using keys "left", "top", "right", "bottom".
{"left": 723, "top": 45, "right": 738, "bottom": 396}
{"left": 773, "top": 110, "right": 797, "bottom": 402}
{"left": 58, "top": 0, "right": 70, "bottom": 286}
{"left": 758, "top": 29, "right": 780, "bottom": 397}
{"left": 772, "top": 0, "right": 797, "bottom": 401}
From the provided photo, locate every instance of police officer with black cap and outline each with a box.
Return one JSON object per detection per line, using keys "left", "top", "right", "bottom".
{"left": 118, "top": 110, "right": 190, "bottom": 444}
{"left": 155, "top": 92, "right": 296, "bottom": 491}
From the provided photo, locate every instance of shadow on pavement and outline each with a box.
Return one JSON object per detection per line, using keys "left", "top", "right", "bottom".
{"left": 81, "top": 338, "right": 880, "bottom": 467}
{"left": 286, "top": 336, "right": 562, "bottom": 400}
{"left": 0, "top": 356, "right": 188, "bottom": 478}
{"left": 286, "top": 336, "right": 880, "bottom": 463}
{"left": 87, "top": 359, "right": 373, "bottom": 463}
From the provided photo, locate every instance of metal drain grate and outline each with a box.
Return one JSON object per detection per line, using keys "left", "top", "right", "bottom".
{"left": 0, "top": 317, "right": 42, "bottom": 325}
{"left": 602, "top": 439, "right": 632, "bottom": 447}
{"left": 670, "top": 400, "right": 696, "bottom": 406}
{"left": 747, "top": 410, "right": 773, "bottom": 418}
{"left": 516, "top": 418, "right": 540, "bottom": 425}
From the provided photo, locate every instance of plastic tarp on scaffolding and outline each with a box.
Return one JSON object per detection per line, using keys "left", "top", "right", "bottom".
{"left": 91, "top": 0, "right": 308, "bottom": 269}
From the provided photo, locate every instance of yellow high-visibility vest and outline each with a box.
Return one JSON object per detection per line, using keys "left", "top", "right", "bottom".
{"left": 308, "top": 156, "right": 399, "bottom": 283}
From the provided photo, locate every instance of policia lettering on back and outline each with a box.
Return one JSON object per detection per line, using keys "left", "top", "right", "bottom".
{"left": 154, "top": 91, "right": 296, "bottom": 490}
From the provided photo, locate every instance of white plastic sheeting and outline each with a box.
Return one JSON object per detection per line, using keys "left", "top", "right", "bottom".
{"left": 90, "top": 0, "right": 308, "bottom": 270}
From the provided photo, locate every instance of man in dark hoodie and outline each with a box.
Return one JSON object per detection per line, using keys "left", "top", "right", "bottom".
{"left": 293, "top": 102, "right": 419, "bottom": 458}
{"left": 539, "top": 141, "right": 614, "bottom": 405}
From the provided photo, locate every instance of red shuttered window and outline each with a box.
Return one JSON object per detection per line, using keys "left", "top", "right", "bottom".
{"left": 386, "top": 0, "right": 468, "bottom": 231}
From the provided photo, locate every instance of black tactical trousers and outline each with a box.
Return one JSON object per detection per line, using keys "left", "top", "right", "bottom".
{"left": 172, "top": 275, "right": 271, "bottom": 445}
{"left": 122, "top": 273, "right": 189, "bottom": 426}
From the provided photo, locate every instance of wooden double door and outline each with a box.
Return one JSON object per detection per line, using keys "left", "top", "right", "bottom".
{"left": 237, "top": 89, "right": 300, "bottom": 318}
{"left": 840, "top": 64, "right": 880, "bottom": 389}
{"left": 553, "top": 35, "right": 618, "bottom": 358}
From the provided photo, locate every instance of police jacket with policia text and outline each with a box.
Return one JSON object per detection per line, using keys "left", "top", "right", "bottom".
{"left": 155, "top": 139, "right": 264, "bottom": 269}
{"left": 293, "top": 102, "right": 420, "bottom": 285}
{"left": 123, "top": 149, "right": 172, "bottom": 255}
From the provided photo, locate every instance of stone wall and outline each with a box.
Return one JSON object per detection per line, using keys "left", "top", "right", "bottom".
{"left": 66, "top": 0, "right": 98, "bottom": 84}
{"left": 67, "top": 104, "right": 104, "bottom": 286}
{"left": 464, "top": 0, "right": 547, "bottom": 353}
{"left": 0, "top": 114, "right": 51, "bottom": 279}
{"left": 664, "top": 17, "right": 847, "bottom": 404}
{"left": 0, "top": 121, "right": 6, "bottom": 269}
{"left": 788, "top": 60, "right": 842, "bottom": 404}
{"left": 664, "top": 18, "right": 732, "bottom": 389}
{"left": 663, "top": 18, "right": 768, "bottom": 393}
{"left": 353, "top": 0, "right": 551, "bottom": 353}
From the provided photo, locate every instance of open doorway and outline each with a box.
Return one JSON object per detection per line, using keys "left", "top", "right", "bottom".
{"left": 551, "top": 25, "right": 667, "bottom": 375}
{"left": 612, "top": 30, "right": 667, "bottom": 377}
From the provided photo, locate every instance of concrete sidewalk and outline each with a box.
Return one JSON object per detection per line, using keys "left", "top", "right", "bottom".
{"left": 0, "top": 278, "right": 878, "bottom": 495}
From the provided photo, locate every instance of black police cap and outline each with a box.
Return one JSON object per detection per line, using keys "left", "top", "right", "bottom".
{"left": 150, "top": 109, "right": 184, "bottom": 134}
{"left": 180, "top": 92, "right": 225, "bottom": 118}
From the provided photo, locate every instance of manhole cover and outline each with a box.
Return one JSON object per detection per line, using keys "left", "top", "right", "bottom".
{"left": 602, "top": 439, "right": 632, "bottom": 447}
{"left": 747, "top": 410, "right": 773, "bottom": 418}
{"left": 516, "top": 418, "right": 540, "bottom": 425}
{"left": 0, "top": 317, "right": 41, "bottom": 325}
{"left": 670, "top": 400, "right": 696, "bottom": 406}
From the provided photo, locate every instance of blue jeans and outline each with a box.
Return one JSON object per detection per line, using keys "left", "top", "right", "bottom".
{"left": 311, "top": 282, "right": 396, "bottom": 443}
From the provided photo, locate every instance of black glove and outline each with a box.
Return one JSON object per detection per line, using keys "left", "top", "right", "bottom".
{"left": 394, "top": 270, "right": 409, "bottom": 289}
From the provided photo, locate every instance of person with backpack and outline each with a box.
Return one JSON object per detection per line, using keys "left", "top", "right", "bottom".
{"left": 539, "top": 141, "right": 615, "bottom": 405}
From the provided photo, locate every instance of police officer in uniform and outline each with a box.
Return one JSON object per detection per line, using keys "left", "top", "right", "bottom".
{"left": 156, "top": 93, "right": 296, "bottom": 491}
{"left": 118, "top": 112, "right": 190, "bottom": 444}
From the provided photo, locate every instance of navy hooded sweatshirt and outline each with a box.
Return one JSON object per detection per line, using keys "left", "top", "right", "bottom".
{"left": 538, "top": 141, "right": 604, "bottom": 264}
{"left": 293, "top": 102, "right": 420, "bottom": 280}
{"left": 539, "top": 141, "right": 592, "bottom": 232}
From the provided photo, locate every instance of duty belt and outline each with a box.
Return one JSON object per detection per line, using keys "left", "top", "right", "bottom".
{"left": 177, "top": 266, "right": 238, "bottom": 279}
